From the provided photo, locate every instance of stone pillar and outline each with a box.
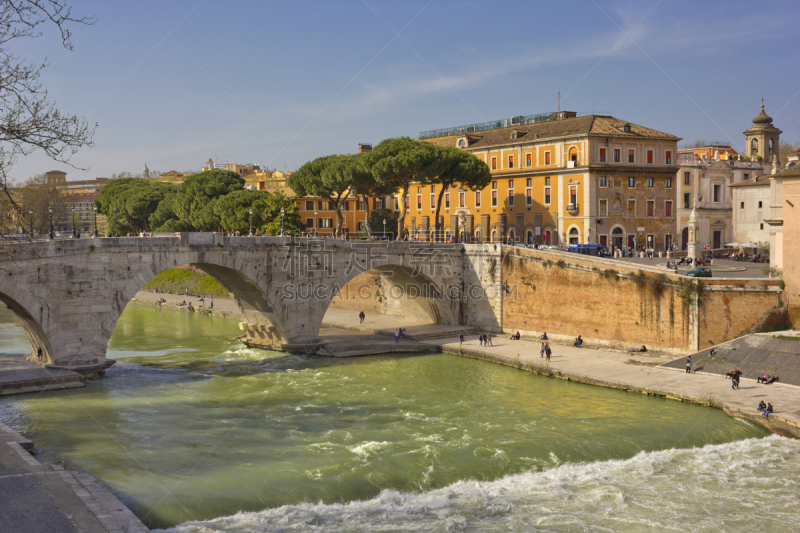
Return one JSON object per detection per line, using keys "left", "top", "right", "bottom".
{"left": 450, "top": 214, "right": 459, "bottom": 240}
{"left": 687, "top": 197, "right": 700, "bottom": 260}
{"left": 498, "top": 213, "right": 507, "bottom": 241}
{"left": 481, "top": 214, "right": 490, "bottom": 242}
{"left": 465, "top": 214, "right": 474, "bottom": 242}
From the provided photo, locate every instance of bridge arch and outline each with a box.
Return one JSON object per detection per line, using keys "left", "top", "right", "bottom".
{"left": 0, "top": 283, "right": 55, "bottom": 364}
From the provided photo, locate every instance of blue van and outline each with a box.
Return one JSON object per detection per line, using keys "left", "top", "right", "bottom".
{"left": 567, "top": 244, "right": 608, "bottom": 257}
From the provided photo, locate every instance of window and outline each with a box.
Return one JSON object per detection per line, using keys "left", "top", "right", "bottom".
{"left": 684, "top": 193, "right": 691, "bottom": 209}
{"left": 508, "top": 155, "right": 514, "bottom": 169}
{"left": 758, "top": 201, "right": 763, "bottom": 208}
{"left": 526, "top": 178, "right": 531, "bottom": 186}
{"left": 459, "top": 191, "right": 465, "bottom": 207}
{"left": 545, "top": 151, "right": 551, "bottom": 165}
{"left": 445, "top": 192, "right": 450, "bottom": 209}
{"left": 739, "top": 201, "right": 745, "bottom": 209}
{"left": 600, "top": 148, "right": 606, "bottom": 162}
{"left": 624, "top": 124, "right": 631, "bottom": 133}
{"left": 417, "top": 194, "right": 422, "bottom": 210}
{"left": 490, "top": 157, "right": 497, "bottom": 170}
{"left": 666, "top": 200, "right": 673, "bottom": 217}
{"left": 647, "top": 200, "right": 654, "bottom": 217}
{"left": 751, "top": 138, "right": 758, "bottom": 156}
{"left": 526, "top": 188, "right": 532, "bottom": 205}
{"left": 628, "top": 177, "right": 635, "bottom": 188}
{"left": 430, "top": 193, "right": 436, "bottom": 208}
{"left": 769, "top": 138, "right": 774, "bottom": 157}
{"left": 357, "top": 200, "right": 367, "bottom": 210}
{"left": 458, "top": 139, "right": 465, "bottom": 147}
{"left": 492, "top": 181, "right": 497, "bottom": 189}
{"left": 526, "top": 153, "right": 532, "bottom": 167}
{"left": 358, "top": 221, "right": 366, "bottom": 231}
{"left": 305, "top": 200, "right": 314, "bottom": 210}
{"left": 744, "top": 173, "right": 749, "bottom": 181}
{"left": 628, "top": 149, "right": 635, "bottom": 163}
{"left": 628, "top": 199, "right": 636, "bottom": 216}
{"left": 569, "top": 186, "right": 577, "bottom": 206}
{"left": 320, "top": 218, "right": 333, "bottom": 228}
{"left": 647, "top": 150, "right": 653, "bottom": 164}
{"left": 666, "top": 150, "right": 672, "bottom": 164}
{"left": 599, "top": 176, "right": 607, "bottom": 187}
{"left": 394, "top": 197, "right": 399, "bottom": 210}
{"left": 713, "top": 184, "right": 722, "bottom": 203}
{"left": 646, "top": 178, "right": 654, "bottom": 188}
{"left": 344, "top": 201, "right": 350, "bottom": 211}
{"left": 475, "top": 191, "right": 481, "bottom": 207}
{"left": 509, "top": 179, "right": 514, "bottom": 188}
{"left": 684, "top": 171, "right": 690, "bottom": 185}
{"left": 760, "top": 223, "right": 764, "bottom": 230}
{"left": 544, "top": 187, "right": 551, "bottom": 205}
{"left": 600, "top": 199, "right": 608, "bottom": 216}
{"left": 545, "top": 177, "right": 550, "bottom": 186}
{"left": 318, "top": 200, "right": 324, "bottom": 210}
{"left": 327, "top": 201, "right": 335, "bottom": 210}
{"left": 491, "top": 190, "right": 497, "bottom": 207}
{"left": 374, "top": 198, "right": 384, "bottom": 210}
{"left": 614, "top": 149, "right": 620, "bottom": 162}
{"left": 306, "top": 218, "right": 315, "bottom": 228}
{"left": 665, "top": 178, "right": 672, "bottom": 189}
{"left": 404, "top": 196, "right": 409, "bottom": 208}
{"left": 508, "top": 189, "right": 515, "bottom": 206}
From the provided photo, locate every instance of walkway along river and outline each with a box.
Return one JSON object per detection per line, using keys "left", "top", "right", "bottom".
{"left": 1, "top": 304, "right": 800, "bottom": 532}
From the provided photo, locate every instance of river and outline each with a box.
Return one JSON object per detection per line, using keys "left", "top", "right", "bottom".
{"left": 1, "top": 304, "right": 799, "bottom": 532}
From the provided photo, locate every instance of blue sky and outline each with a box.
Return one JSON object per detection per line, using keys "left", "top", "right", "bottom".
{"left": 12, "top": 0, "right": 800, "bottom": 182}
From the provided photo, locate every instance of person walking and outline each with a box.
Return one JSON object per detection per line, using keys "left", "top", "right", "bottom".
{"left": 540, "top": 343, "right": 545, "bottom": 358}
{"left": 395, "top": 328, "right": 400, "bottom": 343}
{"left": 487, "top": 332, "right": 493, "bottom": 346}
{"left": 685, "top": 355, "right": 692, "bottom": 373}
{"left": 545, "top": 343, "right": 551, "bottom": 362}
{"left": 359, "top": 311, "right": 365, "bottom": 324}
{"left": 732, "top": 368, "right": 741, "bottom": 390}
{"left": 459, "top": 331, "right": 464, "bottom": 345}
{"left": 36, "top": 347, "right": 42, "bottom": 362}
{"left": 479, "top": 333, "right": 483, "bottom": 346}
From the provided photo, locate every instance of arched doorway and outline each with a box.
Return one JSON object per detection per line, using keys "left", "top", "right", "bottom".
{"left": 544, "top": 229, "right": 551, "bottom": 245}
{"left": 526, "top": 230, "right": 533, "bottom": 245}
{"left": 508, "top": 229, "right": 515, "bottom": 243}
{"left": 491, "top": 230, "right": 498, "bottom": 243}
{"left": 474, "top": 229, "right": 481, "bottom": 243}
{"left": 612, "top": 227, "right": 624, "bottom": 253}
{"left": 568, "top": 227, "right": 580, "bottom": 244}
{"left": 681, "top": 227, "right": 689, "bottom": 251}
{"left": 459, "top": 230, "right": 465, "bottom": 243}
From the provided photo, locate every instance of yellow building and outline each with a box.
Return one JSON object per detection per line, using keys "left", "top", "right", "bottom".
{"left": 418, "top": 112, "right": 680, "bottom": 250}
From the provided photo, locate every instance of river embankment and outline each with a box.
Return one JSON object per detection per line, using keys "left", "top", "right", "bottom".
{"left": 425, "top": 335, "right": 800, "bottom": 439}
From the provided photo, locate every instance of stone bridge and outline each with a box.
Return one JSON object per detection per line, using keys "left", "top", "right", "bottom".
{"left": 0, "top": 234, "right": 503, "bottom": 373}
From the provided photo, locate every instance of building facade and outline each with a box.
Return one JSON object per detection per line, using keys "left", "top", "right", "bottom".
{"left": 729, "top": 175, "right": 771, "bottom": 246}
{"left": 419, "top": 112, "right": 679, "bottom": 250}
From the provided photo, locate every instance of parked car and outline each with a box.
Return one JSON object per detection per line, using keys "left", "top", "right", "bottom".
{"left": 567, "top": 244, "right": 609, "bottom": 257}
{"left": 686, "top": 267, "right": 712, "bottom": 278}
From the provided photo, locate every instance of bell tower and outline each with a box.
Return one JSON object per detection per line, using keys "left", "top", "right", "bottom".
{"left": 743, "top": 100, "right": 781, "bottom": 166}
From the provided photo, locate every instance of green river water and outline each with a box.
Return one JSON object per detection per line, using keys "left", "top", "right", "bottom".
{"left": 1, "top": 304, "right": 799, "bottom": 532}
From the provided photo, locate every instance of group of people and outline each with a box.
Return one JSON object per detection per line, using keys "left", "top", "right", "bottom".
{"left": 539, "top": 342, "right": 552, "bottom": 361}
{"left": 394, "top": 328, "right": 407, "bottom": 342}
{"left": 478, "top": 332, "right": 493, "bottom": 346}
{"left": 757, "top": 374, "right": 780, "bottom": 384}
{"left": 757, "top": 401, "right": 774, "bottom": 418}
{"left": 727, "top": 368, "right": 742, "bottom": 389}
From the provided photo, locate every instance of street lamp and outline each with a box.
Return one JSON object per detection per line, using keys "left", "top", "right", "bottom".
{"left": 71, "top": 208, "right": 76, "bottom": 238}
{"left": 314, "top": 208, "right": 318, "bottom": 237}
{"left": 383, "top": 218, "right": 386, "bottom": 239}
{"left": 28, "top": 209, "right": 33, "bottom": 238}
{"left": 280, "top": 207, "right": 285, "bottom": 236}
{"left": 92, "top": 205, "right": 98, "bottom": 237}
{"left": 249, "top": 208, "right": 253, "bottom": 236}
{"left": 48, "top": 207, "right": 53, "bottom": 240}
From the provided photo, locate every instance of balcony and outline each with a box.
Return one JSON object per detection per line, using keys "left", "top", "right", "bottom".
{"left": 566, "top": 203, "right": 580, "bottom": 216}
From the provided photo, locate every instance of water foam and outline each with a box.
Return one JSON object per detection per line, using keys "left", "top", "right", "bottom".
{"left": 156, "top": 436, "right": 800, "bottom": 533}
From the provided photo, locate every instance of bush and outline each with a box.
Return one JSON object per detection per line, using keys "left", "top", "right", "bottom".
{"left": 142, "top": 267, "right": 228, "bottom": 296}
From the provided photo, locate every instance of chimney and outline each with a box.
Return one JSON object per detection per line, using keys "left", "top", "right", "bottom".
{"left": 358, "top": 143, "right": 372, "bottom": 153}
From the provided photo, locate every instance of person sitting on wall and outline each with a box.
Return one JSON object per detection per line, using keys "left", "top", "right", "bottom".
{"left": 757, "top": 400, "right": 767, "bottom": 414}
{"left": 763, "top": 403, "right": 774, "bottom": 418}
{"left": 540, "top": 332, "right": 548, "bottom": 340}
{"left": 757, "top": 374, "right": 771, "bottom": 384}
{"left": 510, "top": 331, "right": 521, "bottom": 340}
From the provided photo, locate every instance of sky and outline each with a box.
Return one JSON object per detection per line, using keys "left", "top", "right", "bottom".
{"left": 10, "top": 0, "right": 800, "bottom": 182}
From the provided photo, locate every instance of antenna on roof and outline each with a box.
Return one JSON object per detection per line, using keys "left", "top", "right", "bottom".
{"left": 558, "top": 92, "right": 560, "bottom": 112}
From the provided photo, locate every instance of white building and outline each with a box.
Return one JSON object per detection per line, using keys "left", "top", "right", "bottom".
{"left": 730, "top": 175, "right": 771, "bottom": 246}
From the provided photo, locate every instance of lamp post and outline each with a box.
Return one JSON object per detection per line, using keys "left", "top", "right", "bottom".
{"left": 71, "top": 208, "right": 76, "bottom": 238}
{"left": 280, "top": 207, "right": 285, "bottom": 236}
{"left": 314, "top": 208, "right": 318, "bottom": 237}
{"left": 92, "top": 205, "right": 98, "bottom": 237}
{"left": 383, "top": 218, "right": 386, "bottom": 240}
{"left": 48, "top": 207, "right": 53, "bottom": 240}
{"left": 249, "top": 208, "right": 253, "bottom": 236}
{"left": 28, "top": 209, "right": 33, "bottom": 238}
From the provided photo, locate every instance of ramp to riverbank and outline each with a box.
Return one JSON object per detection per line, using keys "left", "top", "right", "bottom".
{"left": 662, "top": 331, "right": 800, "bottom": 386}
{"left": 0, "top": 421, "right": 149, "bottom": 532}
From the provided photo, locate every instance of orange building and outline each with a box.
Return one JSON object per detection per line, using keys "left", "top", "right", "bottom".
{"left": 417, "top": 112, "right": 680, "bottom": 250}
{"left": 677, "top": 142, "right": 739, "bottom": 161}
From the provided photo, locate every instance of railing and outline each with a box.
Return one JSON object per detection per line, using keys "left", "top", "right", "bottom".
{"left": 418, "top": 111, "right": 609, "bottom": 140}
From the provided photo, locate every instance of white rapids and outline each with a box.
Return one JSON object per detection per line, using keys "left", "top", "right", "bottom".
{"left": 157, "top": 435, "right": 800, "bottom": 533}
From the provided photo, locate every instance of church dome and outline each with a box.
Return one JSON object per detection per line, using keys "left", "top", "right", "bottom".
{"left": 752, "top": 104, "right": 773, "bottom": 125}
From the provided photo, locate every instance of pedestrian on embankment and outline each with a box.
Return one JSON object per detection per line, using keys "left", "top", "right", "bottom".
{"left": 487, "top": 332, "right": 493, "bottom": 346}
{"left": 459, "top": 331, "right": 464, "bottom": 345}
{"left": 540, "top": 343, "right": 545, "bottom": 358}
{"left": 545, "top": 343, "right": 551, "bottom": 361}
{"left": 686, "top": 356, "right": 692, "bottom": 373}
{"left": 395, "top": 329, "right": 399, "bottom": 343}
{"left": 359, "top": 311, "right": 365, "bottom": 323}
